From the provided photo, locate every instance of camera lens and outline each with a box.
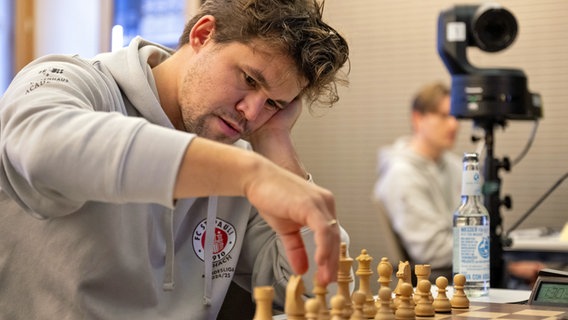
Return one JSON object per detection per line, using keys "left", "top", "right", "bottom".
{"left": 472, "top": 5, "right": 517, "bottom": 52}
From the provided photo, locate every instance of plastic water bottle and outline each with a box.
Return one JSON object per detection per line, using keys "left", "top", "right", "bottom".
{"left": 453, "top": 152, "right": 490, "bottom": 297}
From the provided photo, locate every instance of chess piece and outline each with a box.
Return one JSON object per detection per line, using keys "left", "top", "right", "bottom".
{"left": 377, "top": 257, "right": 393, "bottom": 289}
{"left": 285, "top": 275, "right": 306, "bottom": 319}
{"left": 401, "top": 261, "right": 412, "bottom": 284}
{"left": 414, "top": 264, "right": 433, "bottom": 303}
{"left": 338, "top": 242, "right": 354, "bottom": 318}
{"left": 313, "top": 276, "right": 330, "bottom": 320}
{"left": 330, "top": 294, "right": 347, "bottom": 320}
{"left": 355, "top": 249, "right": 376, "bottom": 318}
{"left": 414, "top": 280, "right": 435, "bottom": 317}
{"left": 305, "top": 298, "right": 321, "bottom": 320}
{"left": 253, "top": 286, "right": 274, "bottom": 320}
{"left": 374, "top": 287, "right": 395, "bottom": 320}
{"left": 394, "top": 283, "right": 415, "bottom": 320}
{"left": 433, "top": 276, "right": 452, "bottom": 313}
{"left": 376, "top": 257, "right": 394, "bottom": 311}
{"left": 450, "top": 273, "right": 470, "bottom": 309}
{"left": 350, "top": 291, "right": 366, "bottom": 320}
{"left": 393, "top": 261, "right": 410, "bottom": 310}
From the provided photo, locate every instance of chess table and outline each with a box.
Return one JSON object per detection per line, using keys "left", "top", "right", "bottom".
{"left": 423, "top": 302, "right": 567, "bottom": 319}
{"left": 273, "top": 301, "right": 568, "bottom": 319}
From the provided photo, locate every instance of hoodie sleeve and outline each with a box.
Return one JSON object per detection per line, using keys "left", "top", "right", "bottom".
{"left": 0, "top": 56, "right": 193, "bottom": 219}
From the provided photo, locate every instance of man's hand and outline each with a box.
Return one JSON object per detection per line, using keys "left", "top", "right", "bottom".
{"left": 249, "top": 97, "right": 303, "bottom": 141}
{"left": 248, "top": 98, "right": 306, "bottom": 177}
{"left": 243, "top": 161, "right": 340, "bottom": 286}
{"left": 175, "top": 137, "right": 340, "bottom": 286}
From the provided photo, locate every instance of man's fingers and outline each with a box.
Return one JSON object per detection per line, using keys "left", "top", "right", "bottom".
{"left": 279, "top": 231, "right": 309, "bottom": 275}
{"left": 299, "top": 200, "right": 340, "bottom": 286}
{"left": 314, "top": 220, "right": 340, "bottom": 285}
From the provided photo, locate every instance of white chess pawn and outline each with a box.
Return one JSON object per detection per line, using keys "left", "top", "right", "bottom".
{"left": 415, "top": 280, "right": 435, "bottom": 317}
{"left": 330, "top": 294, "right": 346, "bottom": 320}
{"left": 374, "top": 286, "right": 395, "bottom": 320}
{"left": 305, "top": 298, "right": 321, "bottom": 320}
{"left": 350, "top": 291, "right": 366, "bottom": 320}
{"left": 433, "top": 276, "right": 452, "bottom": 313}
{"left": 450, "top": 273, "right": 470, "bottom": 309}
{"left": 394, "top": 283, "right": 415, "bottom": 319}
{"left": 253, "top": 286, "right": 274, "bottom": 320}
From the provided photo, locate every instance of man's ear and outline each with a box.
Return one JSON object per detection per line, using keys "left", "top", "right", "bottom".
{"left": 411, "top": 110, "right": 422, "bottom": 133}
{"left": 189, "top": 15, "right": 216, "bottom": 50}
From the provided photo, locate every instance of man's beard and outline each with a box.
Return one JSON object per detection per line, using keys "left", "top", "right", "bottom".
{"left": 181, "top": 108, "right": 247, "bottom": 145}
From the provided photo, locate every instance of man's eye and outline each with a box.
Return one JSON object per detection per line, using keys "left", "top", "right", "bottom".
{"left": 244, "top": 74, "right": 257, "bottom": 88}
{"left": 266, "top": 99, "right": 280, "bottom": 111}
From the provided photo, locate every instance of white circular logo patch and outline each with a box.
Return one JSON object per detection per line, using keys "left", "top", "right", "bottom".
{"left": 192, "top": 218, "right": 236, "bottom": 262}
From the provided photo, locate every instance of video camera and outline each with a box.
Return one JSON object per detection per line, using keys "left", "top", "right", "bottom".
{"left": 437, "top": 3, "right": 542, "bottom": 124}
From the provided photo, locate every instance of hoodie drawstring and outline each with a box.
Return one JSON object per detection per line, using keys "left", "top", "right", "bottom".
{"left": 203, "top": 196, "right": 218, "bottom": 306}
{"left": 162, "top": 209, "right": 175, "bottom": 291}
{"left": 160, "top": 197, "right": 217, "bottom": 303}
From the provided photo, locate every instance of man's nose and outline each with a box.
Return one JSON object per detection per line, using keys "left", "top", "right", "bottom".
{"left": 236, "top": 93, "right": 266, "bottom": 121}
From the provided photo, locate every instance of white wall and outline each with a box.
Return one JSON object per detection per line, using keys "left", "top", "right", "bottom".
{"left": 35, "top": 0, "right": 102, "bottom": 58}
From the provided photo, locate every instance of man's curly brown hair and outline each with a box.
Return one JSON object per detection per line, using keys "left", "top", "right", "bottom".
{"left": 179, "top": 0, "right": 350, "bottom": 109}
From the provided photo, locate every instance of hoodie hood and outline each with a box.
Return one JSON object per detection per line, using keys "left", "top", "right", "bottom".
{"left": 96, "top": 36, "right": 174, "bottom": 128}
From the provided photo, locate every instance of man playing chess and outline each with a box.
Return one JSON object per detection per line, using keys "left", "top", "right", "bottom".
{"left": 0, "top": 0, "right": 350, "bottom": 318}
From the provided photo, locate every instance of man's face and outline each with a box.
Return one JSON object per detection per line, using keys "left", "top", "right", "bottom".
{"left": 178, "top": 41, "right": 305, "bottom": 144}
{"left": 418, "top": 95, "right": 459, "bottom": 151}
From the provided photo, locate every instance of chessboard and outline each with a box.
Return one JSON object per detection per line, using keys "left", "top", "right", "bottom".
{"left": 429, "top": 302, "right": 567, "bottom": 319}
{"left": 272, "top": 302, "right": 568, "bottom": 319}
{"left": 253, "top": 243, "right": 568, "bottom": 320}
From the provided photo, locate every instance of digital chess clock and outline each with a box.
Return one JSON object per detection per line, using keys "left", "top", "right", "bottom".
{"left": 528, "top": 269, "right": 568, "bottom": 307}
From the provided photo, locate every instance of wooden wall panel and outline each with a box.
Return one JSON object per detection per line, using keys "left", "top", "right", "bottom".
{"left": 14, "top": 0, "right": 34, "bottom": 73}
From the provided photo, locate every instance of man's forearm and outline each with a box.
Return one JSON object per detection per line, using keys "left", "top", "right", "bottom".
{"left": 173, "top": 137, "right": 267, "bottom": 199}
{"left": 249, "top": 130, "right": 308, "bottom": 179}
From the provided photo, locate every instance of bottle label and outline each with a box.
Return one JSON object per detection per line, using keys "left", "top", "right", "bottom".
{"left": 461, "top": 171, "right": 482, "bottom": 196}
{"left": 453, "top": 225, "right": 490, "bottom": 282}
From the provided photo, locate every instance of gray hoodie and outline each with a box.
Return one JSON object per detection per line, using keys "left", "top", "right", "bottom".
{"left": 372, "top": 137, "right": 462, "bottom": 269}
{"left": 0, "top": 37, "right": 347, "bottom": 319}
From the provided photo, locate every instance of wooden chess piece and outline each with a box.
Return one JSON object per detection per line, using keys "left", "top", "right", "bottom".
{"left": 330, "top": 294, "right": 347, "bottom": 320}
{"left": 415, "top": 280, "right": 435, "bottom": 317}
{"left": 374, "top": 287, "right": 395, "bottom": 320}
{"left": 394, "top": 283, "right": 415, "bottom": 320}
{"left": 350, "top": 291, "right": 366, "bottom": 320}
{"left": 376, "top": 257, "right": 394, "bottom": 312}
{"left": 414, "top": 264, "right": 433, "bottom": 303}
{"left": 313, "top": 276, "right": 330, "bottom": 320}
{"left": 401, "top": 261, "right": 412, "bottom": 284}
{"left": 285, "top": 275, "right": 306, "bottom": 320}
{"left": 433, "top": 276, "right": 452, "bottom": 313}
{"left": 377, "top": 257, "right": 393, "bottom": 289}
{"left": 253, "top": 286, "right": 274, "bottom": 320}
{"left": 355, "top": 249, "right": 376, "bottom": 318}
{"left": 393, "top": 261, "right": 410, "bottom": 310}
{"left": 305, "top": 298, "right": 321, "bottom": 320}
{"left": 338, "top": 242, "right": 354, "bottom": 318}
{"left": 450, "top": 273, "right": 470, "bottom": 309}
